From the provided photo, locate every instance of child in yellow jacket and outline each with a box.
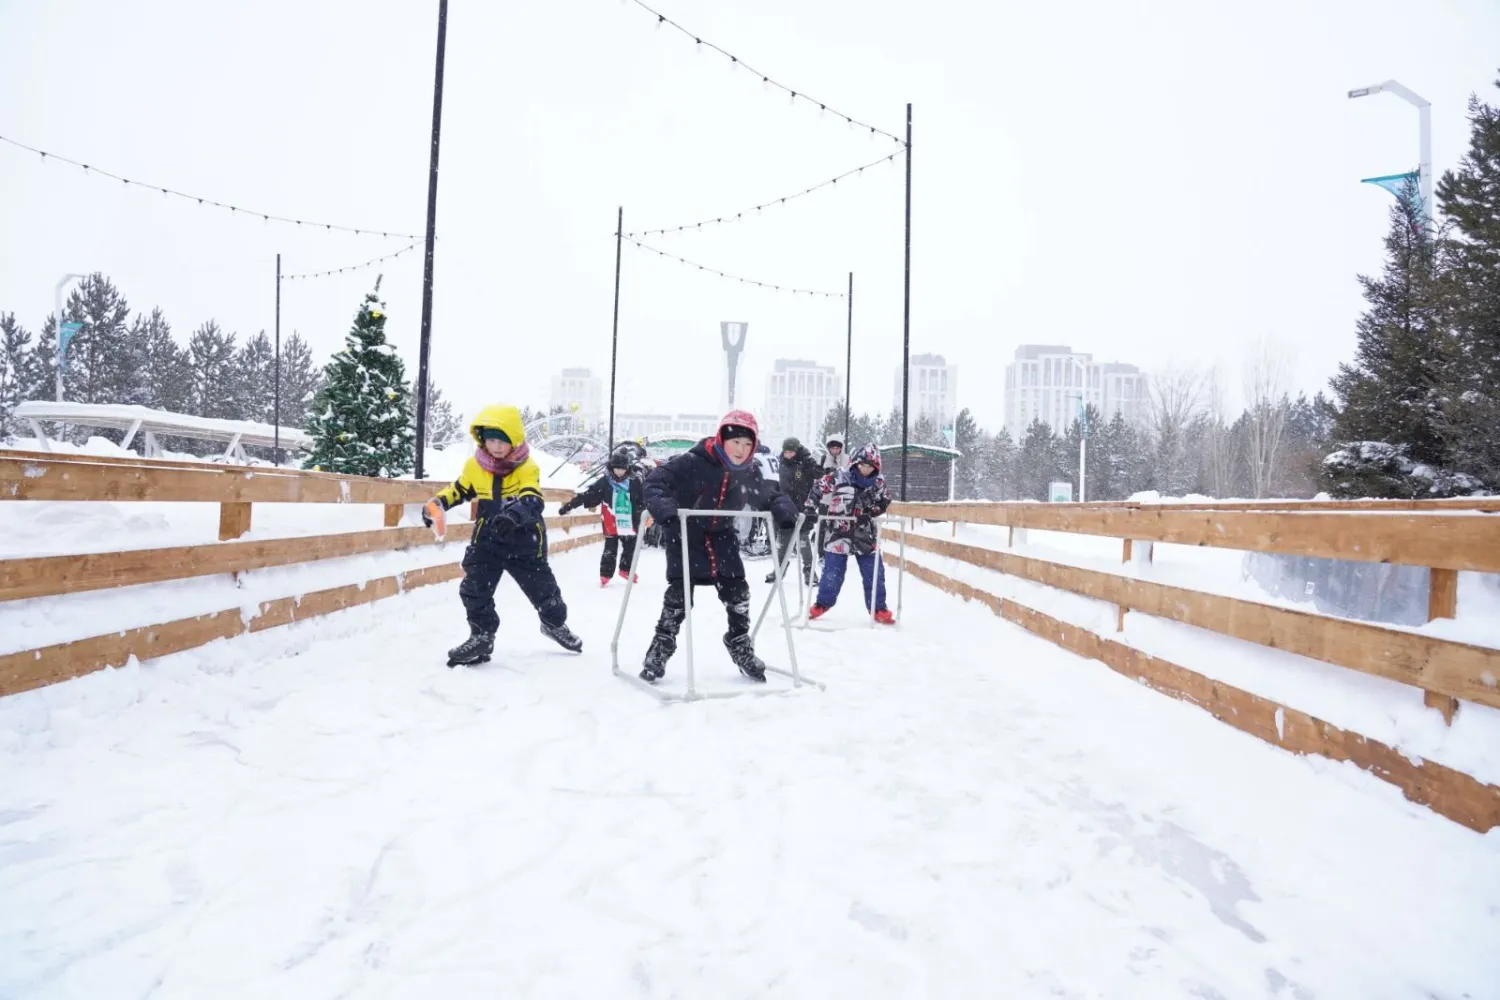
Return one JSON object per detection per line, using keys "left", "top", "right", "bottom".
{"left": 423, "top": 404, "right": 582, "bottom": 666}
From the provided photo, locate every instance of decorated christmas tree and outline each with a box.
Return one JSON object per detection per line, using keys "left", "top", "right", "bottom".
{"left": 303, "top": 281, "right": 416, "bottom": 477}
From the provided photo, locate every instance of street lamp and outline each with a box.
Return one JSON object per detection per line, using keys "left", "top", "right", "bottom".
{"left": 1348, "top": 79, "right": 1432, "bottom": 223}
{"left": 53, "top": 272, "right": 87, "bottom": 402}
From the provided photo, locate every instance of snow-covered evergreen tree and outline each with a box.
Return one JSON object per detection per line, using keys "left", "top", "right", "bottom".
{"left": 425, "top": 382, "right": 465, "bottom": 448}
{"left": 1435, "top": 75, "right": 1500, "bottom": 488}
{"left": 186, "top": 321, "right": 240, "bottom": 420}
{"left": 984, "top": 430, "right": 1017, "bottom": 500}
{"left": 1014, "top": 419, "right": 1062, "bottom": 501}
{"left": 951, "top": 408, "right": 985, "bottom": 499}
{"left": 276, "top": 332, "right": 321, "bottom": 430}
{"left": 303, "top": 287, "right": 415, "bottom": 477}
{"left": 131, "top": 308, "right": 194, "bottom": 414}
{"left": 60, "top": 274, "right": 133, "bottom": 408}
{"left": 0, "top": 313, "right": 43, "bottom": 439}
{"left": 1325, "top": 174, "right": 1453, "bottom": 495}
{"left": 234, "top": 332, "right": 277, "bottom": 423}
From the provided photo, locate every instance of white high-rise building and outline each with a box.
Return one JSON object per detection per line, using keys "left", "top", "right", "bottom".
{"left": 549, "top": 367, "right": 604, "bottom": 425}
{"left": 764, "top": 359, "right": 842, "bottom": 449}
{"left": 1002, "top": 345, "right": 1147, "bottom": 440}
{"left": 893, "top": 353, "right": 958, "bottom": 429}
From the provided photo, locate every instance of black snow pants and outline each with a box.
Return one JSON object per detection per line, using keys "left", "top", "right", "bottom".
{"left": 600, "top": 535, "right": 637, "bottom": 578}
{"left": 651, "top": 577, "right": 751, "bottom": 654}
{"left": 772, "top": 520, "right": 815, "bottom": 578}
{"left": 459, "top": 528, "right": 567, "bottom": 634}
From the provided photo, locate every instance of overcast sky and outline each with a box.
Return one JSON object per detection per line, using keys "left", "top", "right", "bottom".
{"left": 3, "top": 0, "right": 1499, "bottom": 432}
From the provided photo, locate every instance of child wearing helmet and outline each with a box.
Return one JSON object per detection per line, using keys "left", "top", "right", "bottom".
{"left": 804, "top": 443, "right": 895, "bottom": 624}
{"left": 559, "top": 446, "right": 646, "bottom": 586}
{"left": 639, "top": 410, "right": 798, "bottom": 683}
{"left": 422, "top": 404, "right": 583, "bottom": 666}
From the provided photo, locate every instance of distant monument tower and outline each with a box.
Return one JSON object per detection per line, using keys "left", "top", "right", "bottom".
{"left": 720, "top": 321, "right": 748, "bottom": 409}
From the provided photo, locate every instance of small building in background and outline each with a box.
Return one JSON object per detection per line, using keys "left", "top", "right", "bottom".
{"left": 878, "top": 443, "right": 961, "bottom": 502}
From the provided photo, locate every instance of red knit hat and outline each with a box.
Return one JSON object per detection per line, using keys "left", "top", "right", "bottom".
{"left": 716, "top": 409, "right": 759, "bottom": 451}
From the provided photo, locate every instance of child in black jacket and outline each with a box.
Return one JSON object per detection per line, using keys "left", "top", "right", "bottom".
{"left": 640, "top": 410, "right": 797, "bottom": 683}
{"left": 559, "top": 447, "right": 646, "bottom": 587}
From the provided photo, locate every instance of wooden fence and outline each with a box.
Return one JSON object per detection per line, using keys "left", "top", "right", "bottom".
{"left": 883, "top": 499, "right": 1500, "bottom": 832}
{"left": 1, "top": 453, "right": 597, "bottom": 696}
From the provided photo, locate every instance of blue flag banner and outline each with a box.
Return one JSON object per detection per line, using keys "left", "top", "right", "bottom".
{"left": 58, "top": 321, "right": 83, "bottom": 370}
{"left": 1360, "top": 171, "right": 1420, "bottom": 205}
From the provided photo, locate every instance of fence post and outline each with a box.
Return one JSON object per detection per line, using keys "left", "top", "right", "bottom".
{"left": 219, "top": 502, "right": 252, "bottom": 541}
{"left": 1425, "top": 568, "right": 1460, "bottom": 724}
{"left": 384, "top": 503, "right": 403, "bottom": 528}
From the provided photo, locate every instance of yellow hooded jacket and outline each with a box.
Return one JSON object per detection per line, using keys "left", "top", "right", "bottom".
{"left": 432, "top": 405, "right": 546, "bottom": 548}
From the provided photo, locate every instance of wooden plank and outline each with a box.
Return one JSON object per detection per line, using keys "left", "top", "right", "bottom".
{"left": 0, "top": 532, "right": 605, "bottom": 696}
{"left": 383, "top": 503, "right": 404, "bottom": 528}
{"left": 884, "top": 552, "right": 1500, "bottom": 833}
{"left": 0, "top": 456, "right": 577, "bottom": 505}
{"left": 1, "top": 515, "right": 595, "bottom": 603}
{"left": 1425, "top": 567, "right": 1462, "bottom": 724}
{"left": 218, "top": 502, "right": 252, "bottom": 541}
{"left": 892, "top": 496, "right": 1500, "bottom": 515}
{"left": 887, "top": 529, "right": 1500, "bottom": 711}
{"left": 886, "top": 502, "right": 1500, "bottom": 574}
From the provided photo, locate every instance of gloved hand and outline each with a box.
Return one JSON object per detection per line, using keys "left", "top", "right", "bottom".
{"left": 558, "top": 498, "right": 579, "bottom": 515}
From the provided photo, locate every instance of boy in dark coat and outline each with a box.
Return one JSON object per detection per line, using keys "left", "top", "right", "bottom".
{"left": 559, "top": 446, "right": 646, "bottom": 587}
{"left": 805, "top": 443, "right": 896, "bottom": 624}
{"left": 422, "top": 404, "right": 584, "bottom": 666}
{"left": 640, "top": 410, "right": 798, "bottom": 683}
{"left": 765, "top": 436, "right": 823, "bottom": 585}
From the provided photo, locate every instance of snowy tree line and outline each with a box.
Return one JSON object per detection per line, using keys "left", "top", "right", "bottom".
{"left": 0, "top": 272, "right": 466, "bottom": 460}
{"left": 819, "top": 377, "right": 1334, "bottom": 503}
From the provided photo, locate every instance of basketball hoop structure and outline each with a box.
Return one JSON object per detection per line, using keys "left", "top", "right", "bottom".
{"left": 610, "top": 510, "right": 825, "bottom": 702}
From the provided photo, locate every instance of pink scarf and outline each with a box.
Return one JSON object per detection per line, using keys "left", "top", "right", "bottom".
{"left": 475, "top": 442, "right": 530, "bottom": 479}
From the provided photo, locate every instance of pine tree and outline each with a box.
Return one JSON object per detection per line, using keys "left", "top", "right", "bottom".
{"left": 276, "top": 332, "right": 321, "bottom": 429}
{"left": 951, "top": 408, "right": 985, "bottom": 499}
{"left": 1062, "top": 405, "right": 1109, "bottom": 500}
{"left": 1434, "top": 74, "right": 1500, "bottom": 487}
{"left": 984, "top": 429, "right": 1017, "bottom": 500}
{"left": 60, "top": 273, "right": 133, "bottom": 408}
{"left": 1324, "top": 174, "right": 1453, "bottom": 496}
{"left": 131, "top": 308, "right": 193, "bottom": 413}
{"left": 1097, "top": 411, "right": 1148, "bottom": 500}
{"left": 234, "top": 332, "right": 277, "bottom": 423}
{"left": 1014, "top": 419, "right": 1062, "bottom": 500}
{"left": 425, "top": 382, "right": 465, "bottom": 448}
{"left": 0, "top": 313, "right": 43, "bottom": 439}
{"left": 186, "top": 321, "right": 240, "bottom": 420}
{"left": 303, "top": 286, "right": 415, "bottom": 477}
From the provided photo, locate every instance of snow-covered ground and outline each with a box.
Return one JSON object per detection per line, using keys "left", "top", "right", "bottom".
{"left": 1, "top": 546, "right": 1497, "bottom": 998}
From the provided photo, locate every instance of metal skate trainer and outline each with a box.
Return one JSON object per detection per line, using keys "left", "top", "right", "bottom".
{"left": 610, "top": 511, "right": 824, "bottom": 702}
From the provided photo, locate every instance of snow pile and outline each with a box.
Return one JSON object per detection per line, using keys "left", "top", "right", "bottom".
{"left": 0, "top": 550, "right": 1495, "bottom": 997}
{"left": 1322, "top": 441, "right": 1490, "bottom": 499}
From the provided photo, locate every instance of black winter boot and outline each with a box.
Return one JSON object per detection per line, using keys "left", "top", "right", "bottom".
{"left": 447, "top": 630, "right": 494, "bottom": 667}
{"left": 723, "top": 635, "right": 767, "bottom": 683}
{"left": 640, "top": 636, "right": 674, "bottom": 682}
{"left": 540, "top": 621, "right": 583, "bottom": 653}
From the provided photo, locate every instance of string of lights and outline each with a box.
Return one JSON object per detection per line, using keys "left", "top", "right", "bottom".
{"left": 1, "top": 134, "right": 421, "bottom": 239}
{"left": 282, "top": 242, "right": 421, "bottom": 281}
{"left": 626, "top": 236, "right": 845, "bottom": 298}
{"left": 627, "top": 0, "right": 904, "bottom": 146}
{"left": 626, "top": 149, "right": 900, "bottom": 238}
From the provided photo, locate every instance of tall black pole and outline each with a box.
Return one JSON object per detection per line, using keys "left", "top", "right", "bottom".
{"left": 844, "top": 271, "right": 853, "bottom": 444}
{"left": 608, "top": 206, "right": 623, "bottom": 452}
{"left": 274, "top": 252, "right": 282, "bottom": 466}
{"left": 414, "top": 0, "right": 448, "bottom": 481}
{"left": 900, "top": 103, "right": 913, "bottom": 501}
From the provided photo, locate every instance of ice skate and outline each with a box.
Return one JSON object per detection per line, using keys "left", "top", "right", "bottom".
{"left": 600, "top": 576, "right": 612, "bottom": 588}
{"left": 808, "top": 605, "right": 829, "bottom": 620}
{"left": 723, "top": 635, "right": 767, "bottom": 682}
{"left": 874, "top": 609, "right": 896, "bottom": 625}
{"left": 540, "top": 621, "right": 583, "bottom": 653}
{"left": 640, "top": 636, "right": 673, "bottom": 683}
{"left": 447, "top": 630, "right": 494, "bottom": 667}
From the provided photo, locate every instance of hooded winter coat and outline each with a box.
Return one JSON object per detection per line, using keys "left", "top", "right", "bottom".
{"left": 432, "top": 404, "right": 547, "bottom": 558}
{"left": 805, "top": 444, "right": 891, "bottom": 556}
{"left": 644, "top": 438, "right": 797, "bottom": 583}
{"left": 560, "top": 470, "right": 645, "bottom": 536}
{"left": 778, "top": 444, "right": 823, "bottom": 508}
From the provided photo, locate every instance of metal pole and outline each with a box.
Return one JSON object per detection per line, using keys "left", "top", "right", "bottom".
{"left": 900, "top": 103, "right": 912, "bottom": 501}
{"left": 609, "top": 206, "right": 623, "bottom": 452}
{"left": 414, "top": 0, "right": 448, "bottom": 481}
{"left": 679, "top": 511, "right": 696, "bottom": 699}
{"left": 844, "top": 271, "right": 853, "bottom": 443}
{"left": 274, "top": 252, "right": 282, "bottom": 466}
{"left": 53, "top": 273, "right": 85, "bottom": 403}
{"left": 1418, "top": 102, "right": 1433, "bottom": 224}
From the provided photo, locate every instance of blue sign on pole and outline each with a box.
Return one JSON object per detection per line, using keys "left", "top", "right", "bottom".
{"left": 1360, "top": 171, "right": 1421, "bottom": 207}
{"left": 58, "top": 321, "right": 83, "bottom": 371}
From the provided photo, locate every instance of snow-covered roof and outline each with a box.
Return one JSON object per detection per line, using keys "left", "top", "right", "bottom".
{"left": 13, "top": 401, "right": 313, "bottom": 450}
